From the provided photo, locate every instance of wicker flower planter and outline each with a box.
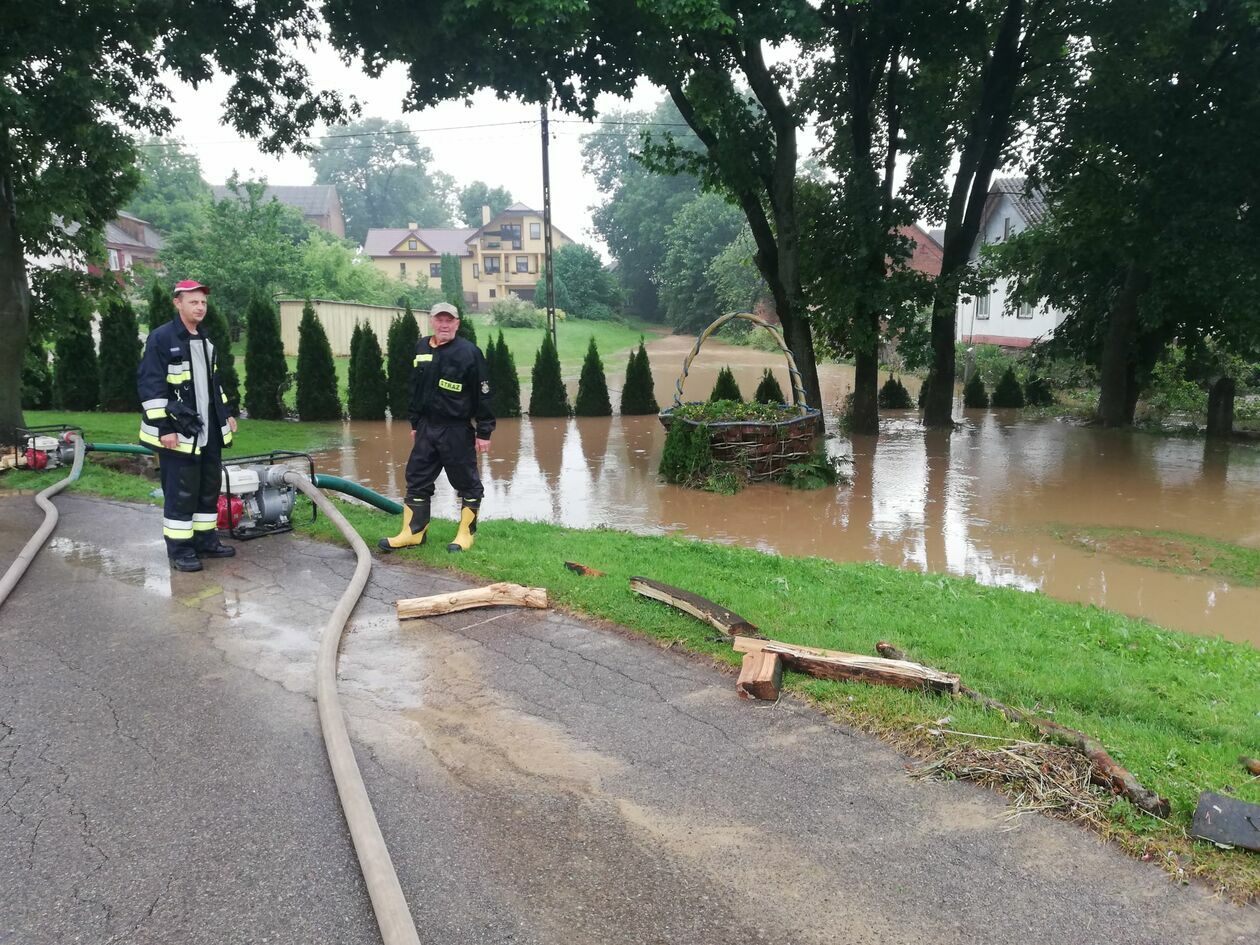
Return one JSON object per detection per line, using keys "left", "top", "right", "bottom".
{"left": 659, "top": 313, "right": 823, "bottom": 484}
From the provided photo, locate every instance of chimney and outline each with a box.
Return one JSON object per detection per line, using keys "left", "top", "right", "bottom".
{"left": 408, "top": 222, "right": 418, "bottom": 230}
{"left": 481, "top": 205, "right": 492, "bottom": 225}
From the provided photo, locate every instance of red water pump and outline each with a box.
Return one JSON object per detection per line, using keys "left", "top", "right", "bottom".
{"left": 16, "top": 426, "right": 80, "bottom": 470}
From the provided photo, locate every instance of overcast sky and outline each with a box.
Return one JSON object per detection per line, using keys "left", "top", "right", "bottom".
{"left": 165, "top": 45, "right": 667, "bottom": 254}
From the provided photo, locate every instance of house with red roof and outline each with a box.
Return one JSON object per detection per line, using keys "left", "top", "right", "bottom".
{"left": 363, "top": 203, "right": 573, "bottom": 310}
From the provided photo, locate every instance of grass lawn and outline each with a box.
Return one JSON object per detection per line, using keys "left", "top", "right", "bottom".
{"left": 4, "top": 413, "right": 1259, "bottom": 900}
{"left": 1059, "top": 527, "right": 1260, "bottom": 587}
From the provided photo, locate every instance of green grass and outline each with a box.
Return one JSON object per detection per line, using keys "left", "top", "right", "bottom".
{"left": 1059, "top": 527, "right": 1260, "bottom": 587}
{"left": 4, "top": 418, "right": 1259, "bottom": 899}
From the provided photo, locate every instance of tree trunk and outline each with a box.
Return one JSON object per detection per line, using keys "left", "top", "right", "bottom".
{"left": 0, "top": 154, "right": 31, "bottom": 446}
{"left": 924, "top": 292, "right": 958, "bottom": 427}
{"left": 1206, "top": 375, "right": 1235, "bottom": 438}
{"left": 850, "top": 342, "right": 880, "bottom": 435}
{"left": 1097, "top": 265, "right": 1150, "bottom": 428}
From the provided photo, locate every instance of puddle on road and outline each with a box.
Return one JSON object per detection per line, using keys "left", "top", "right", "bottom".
{"left": 312, "top": 335, "right": 1260, "bottom": 646}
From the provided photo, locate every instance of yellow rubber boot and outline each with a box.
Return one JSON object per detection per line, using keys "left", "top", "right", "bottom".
{"left": 378, "top": 498, "right": 430, "bottom": 552}
{"left": 446, "top": 498, "right": 480, "bottom": 553}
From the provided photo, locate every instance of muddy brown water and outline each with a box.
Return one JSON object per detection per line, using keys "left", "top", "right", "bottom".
{"left": 313, "top": 335, "right": 1260, "bottom": 646}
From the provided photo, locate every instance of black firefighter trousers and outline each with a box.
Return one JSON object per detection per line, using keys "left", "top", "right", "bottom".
{"left": 158, "top": 425, "right": 223, "bottom": 558}
{"left": 404, "top": 420, "right": 484, "bottom": 503}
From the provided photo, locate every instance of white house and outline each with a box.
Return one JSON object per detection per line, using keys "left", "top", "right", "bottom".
{"left": 955, "top": 177, "right": 1066, "bottom": 349}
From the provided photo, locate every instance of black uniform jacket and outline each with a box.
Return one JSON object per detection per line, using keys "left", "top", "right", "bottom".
{"left": 409, "top": 335, "right": 495, "bottom": 440}
{"left": 137, "top": 317, "right": 234, "bottom": 454}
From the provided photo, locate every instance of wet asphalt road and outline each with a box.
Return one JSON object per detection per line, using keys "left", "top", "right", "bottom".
{"left": 0, "top": 493, "right": 1256, "bottom": 945}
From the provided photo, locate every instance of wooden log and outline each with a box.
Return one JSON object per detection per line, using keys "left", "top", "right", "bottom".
{"left": 564, "top": 561, "right": 606, "bottom": 577}
{"left": 629, "top": 577, "right": 761, "bottom": 638}
{"left": 1240, "top": 756, "right": 1260, "bottom": 777}
{"left": 733, "top": 636, "right": 961, "bottom": 695}
{"left": 736, "top": 651, "right": 782, "bottom": 701}
{"left": 396, "top": 582, "right": 549, "bottom": 620}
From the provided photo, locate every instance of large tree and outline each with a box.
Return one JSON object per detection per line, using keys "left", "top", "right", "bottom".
{"left": 659, "top": 193, "right": 746, "bottom": 332}
{"left": 123, "top": 138, "right": 211, "bottom": 234}
{"left": 458, "top": 181, "right": 513, "bottom": 227}
{"left": 324, "top": 0, "right": 826, "bottom": 412}
{"left": 308, "top": 117, "right": 454, "bottom": 243}
{"left": 993, "top": 0, "right": 1260, "bottom": 428}
{"left": 581, "top": 101, "right": 701, "bottom": 321}
{"left": 1, "top": 1, "right": 344, "bottom": 443}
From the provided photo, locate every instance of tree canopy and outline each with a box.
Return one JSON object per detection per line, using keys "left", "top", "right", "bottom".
{"left": 458, "top": 181, "right": 513, "bottom": 227}
{"left": 308, "top": 117, "right": 454, "bottom": 243}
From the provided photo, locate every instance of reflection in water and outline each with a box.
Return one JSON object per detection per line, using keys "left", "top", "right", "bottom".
{"left": 312, "top": 338, "right": 1260, "bottom": 646}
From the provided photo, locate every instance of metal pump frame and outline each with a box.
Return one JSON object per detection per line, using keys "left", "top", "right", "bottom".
{"left": 218, "top": 450, "right": 316, "bottom": 540}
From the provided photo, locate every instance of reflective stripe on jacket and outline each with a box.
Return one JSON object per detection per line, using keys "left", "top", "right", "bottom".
{"left": 137, "top": 317, "right": 235, "bottom": 453}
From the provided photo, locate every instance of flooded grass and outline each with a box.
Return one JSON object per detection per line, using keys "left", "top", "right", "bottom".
{"left": 1060, "top": 526, "right": 1260, "bottom": 587}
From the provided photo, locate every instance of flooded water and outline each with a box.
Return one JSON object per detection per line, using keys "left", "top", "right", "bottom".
{"left": 312, "top": 335, "right": 1260, "bottom": 646}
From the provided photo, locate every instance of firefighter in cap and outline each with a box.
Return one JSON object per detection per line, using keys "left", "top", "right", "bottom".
{"left": 380, "top": 301, "right": 494, "bottom": 554}
{"left": 137, "top": 279, "right": 238, "bottom": 572}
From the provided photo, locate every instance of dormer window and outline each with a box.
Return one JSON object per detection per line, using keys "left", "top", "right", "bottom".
{"left": 407, "top": 239, "right": 418, "bottom": 251}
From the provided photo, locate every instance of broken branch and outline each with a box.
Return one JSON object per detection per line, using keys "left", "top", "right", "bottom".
{"left": 629, "top": 577, "right": 761, "bottom": 639}
{"left": 396, "top": 582, "right": 549, "bottom": 620}
{"left": 564, "top": 561, "right": 606, "bottom": 577}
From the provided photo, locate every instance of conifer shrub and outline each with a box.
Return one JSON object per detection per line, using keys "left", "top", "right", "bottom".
{"left": 659, "top": 420, "right": 714, "bottom": 486}
{"left": 963, "top": 373, "right": 990, "bottom": 408}
{"left": 753, "top": 368, "right": 786, "bottom": 405}
{"left": 98, "top": 299, "right": 142, "bottom": 412}
{"left": 456, "top": 313, "right": 477, "bottom": 345}
{"left": 348, "top": 321, "right": 365, "bottom": 399}
{"left": 243, "top": 297, "right": 288, "bottom": 419}
{"left": 1024, "top": 374, "right": 1055, "bottom": 407}
{"left": 387, "top": 304, "right": 420, "bottom": 418}
{"left": 574, "top": 337, "right": 612, "bottom": 417}
{"left": 296, "top": 300, "right": 342, "bottom": 421}
{"left": 877, "top": 375, "right": 913, "bottom": 410}
{"left": 348, "top": 323, "right": 389, "bottom": 420}
{"left": 53, "top": 321, "right": 99, "bottom": 411}
{"left": 528, "top": 331, "right": 570, "bottom": 417}
{"left": 147, "top": 280, "right": 170, "bottom": 333}
{"left": 22, "top": 333, "right": 53, "bottom": 410}
{"left": 991, "top": 367, "right": 1025, "bottom": 408}
{"left": 620, "top": 341, "right": 659, "bottom": 415}
{"left": 708, "top": 366, "right": 743, "bottom": 403}
{"left": 203, "top": 300, "right": 239, "bottom": 411}
{"left": 491, "top": 331, "right": 521, "bottom": 418}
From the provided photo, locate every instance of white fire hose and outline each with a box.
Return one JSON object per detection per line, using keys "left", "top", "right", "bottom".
{"left": 0, "top": 432, "right": 85, "bottom": 609}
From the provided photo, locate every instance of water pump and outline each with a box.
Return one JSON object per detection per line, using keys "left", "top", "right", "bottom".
{"left": 15, "top": 426, "right": 81, "bottom": 471}
{"left": 217, "top": 451, "right": 314, "bottom": 539}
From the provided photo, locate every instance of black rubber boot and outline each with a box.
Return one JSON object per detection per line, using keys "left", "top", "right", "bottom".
{"left": 446, "top": 498, "right": 480, "bottom": 553}
{"left": 378, "top": 497, "right": 431, "bottom": 553}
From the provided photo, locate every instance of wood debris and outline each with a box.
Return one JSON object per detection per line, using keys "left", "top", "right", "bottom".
{"left": 736, "top": 651, "right": 782, "bottom": 702}
{"left": 396, "top": 582, "right": 548, "bottom": 620}
{"left": 629, "top": 576, "right": 761, "bottom": 639}
{"left": 564, "top": 561, "right": 606, "bottom": 577}
{"left": 734, "top": 636, "right": 961, "bottom": 695}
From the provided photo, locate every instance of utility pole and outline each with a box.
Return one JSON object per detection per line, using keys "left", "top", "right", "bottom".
{"left": 540, "top": 102, "right": 557, "bottom": 348}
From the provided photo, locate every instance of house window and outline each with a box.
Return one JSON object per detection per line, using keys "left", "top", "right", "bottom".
{"left": 399, "top": 262, "right": 406, "bottom": 278}
{"left": 500, "top": 223, "right": 521, "bottom": 242}
{"left": 408, "top": 239, "right": 418, "bottom": 251}
{"left": 484, "top": 257, "right": 501, "bottom": 274}
{"left": 516, "top": 255, "right": 529, "bottom": 273}
{"left": 108, "top": 249, "right": 121, "bottom": 270}
{"left": 429, "top": 263, "right": 441, "bottom": 278}
{"left": 473, "top": 263, "right": 480, "bottom": 279}
{"left": 976, "top": 292, "right": 990, "bottom": 319}
{"left": 530, "top": 223, "right": 541, "bottom": 240}
{"left": 1016, "top": 301, "right": 1034, "bottom": 319}
{"left": 1003, "top": 217, "right": 1013, "bottom": 240}
{"left": 489, "top": 289, "right": 496, "bottom": 299}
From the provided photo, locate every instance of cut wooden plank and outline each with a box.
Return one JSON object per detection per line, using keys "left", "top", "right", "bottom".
{"left": 396, "top": 582, "right": 549, "bottom": 620}
{"left": 564, "top": 561, "right": 606, "bottom": 577}
{"left": 736, "top": 651, "right": 782, "bottom": 701}
{"left": 629, "top": 577, "right": 760, "bottom": 638}
{"left": 1191, "top": 791, "right": 1260, "bottom": 852}
{"left": 733, "top": 636, "right": 961, "bottom": 695}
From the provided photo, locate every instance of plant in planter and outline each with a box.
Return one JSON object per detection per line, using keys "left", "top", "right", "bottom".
{"left": 753, "top": 368, "right": 786, "bottom": 405}
{"left": 709, "top": 365, "right": 743, "bottom": 402}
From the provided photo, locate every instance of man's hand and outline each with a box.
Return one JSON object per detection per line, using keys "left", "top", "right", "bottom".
{"left": 410, "top": 429, "right": 416, "bottom": 441}
{"left": 160, "top": 433, "right": 179, "bottom": 450}
{"left": 475, "top": 437, "right": 491, "bottom": 455}
{"left": 228, "top": 416, "right": 238, "bottom": 433}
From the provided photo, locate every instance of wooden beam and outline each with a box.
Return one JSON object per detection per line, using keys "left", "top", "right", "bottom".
{"left": 629, "top": 577, "right": 760, "bottom": 638}
{"left": 733, "top": 636, "right": 961, "bottom": 694}
{"left": 736, "top": 651, "right": 782, "bottom": 701}
{"left": 396, "top": 582, "right": 549, "bottom": 620}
